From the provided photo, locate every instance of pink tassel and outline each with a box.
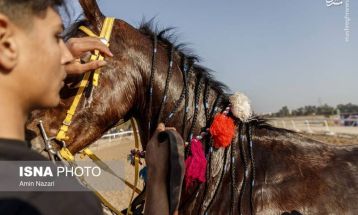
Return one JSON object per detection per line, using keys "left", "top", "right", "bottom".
{"left": 185, "top": 138, "right": 207, "bottom": 190}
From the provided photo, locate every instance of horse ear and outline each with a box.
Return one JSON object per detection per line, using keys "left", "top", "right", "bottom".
{"left": 79, "top": 0, "right": 104, "bottom": 27}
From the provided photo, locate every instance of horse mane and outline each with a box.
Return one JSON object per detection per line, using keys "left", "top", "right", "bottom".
{"left": 139, "top": 19, "right": 229, "bottom": 95}
{"left": 249, "top": 115, "right": 295, "bottom": 133}
{"left": 64, "top": 18, "right": 290, "bottom": 134}
{"left": 64, "top": 19, "right": 90, "bottom": 40}
{"left": 139, "top": 20, "right": 292, "bottom": 133}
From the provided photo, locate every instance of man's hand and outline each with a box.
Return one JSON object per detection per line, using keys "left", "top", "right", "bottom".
{"left": 65, "top": 37, "right": 113, "bottom": 75}
{"left": 145, "top": 123, "right": 177, "bottom": 178}
{"left": 144, "top": 123, "right": 182, "bottom": 215}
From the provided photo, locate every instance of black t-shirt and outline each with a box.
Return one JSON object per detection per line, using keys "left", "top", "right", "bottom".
{"left": 0, "top": 138, "right": 103, "bottom": 215}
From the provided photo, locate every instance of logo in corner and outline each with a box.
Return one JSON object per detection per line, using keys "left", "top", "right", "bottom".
{"left": 326, "top": 0, "right": 343, "bottom": 7}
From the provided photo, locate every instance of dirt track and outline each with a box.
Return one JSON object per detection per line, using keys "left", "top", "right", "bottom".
{"left": 80, "top": 136, "right": 145, "bottom": 212}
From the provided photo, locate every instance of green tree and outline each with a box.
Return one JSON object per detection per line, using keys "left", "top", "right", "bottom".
{"left": 277, "top": 106, "right": 290, "bottom": 117}
{"left": 337, "top": 103, "right": 358, "bottom": 113}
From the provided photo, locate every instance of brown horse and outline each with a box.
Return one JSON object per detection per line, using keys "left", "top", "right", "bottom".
{"left": 26, "top": 0, "right": 358, "bottom": 214}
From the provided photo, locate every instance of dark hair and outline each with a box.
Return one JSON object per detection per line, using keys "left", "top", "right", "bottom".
{"left": 0, "top": 0, "right": 64, "bottom": 25}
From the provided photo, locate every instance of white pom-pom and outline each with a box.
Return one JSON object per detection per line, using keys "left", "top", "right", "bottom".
{"left": 229, "top": 92, "right": 252, "bottom": 122}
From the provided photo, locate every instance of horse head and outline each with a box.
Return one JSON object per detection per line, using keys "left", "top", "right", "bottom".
{"left": 26, "top": 0, "right": 156, "bottom": 153}
{"left": 26, "top": 0, "right": 218, "bottom": 154}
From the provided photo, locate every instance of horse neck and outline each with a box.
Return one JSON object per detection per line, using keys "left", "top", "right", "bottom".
{"left": 131, "top": 50, "right": 226, "bottom": 148}
{"left": 110, "top": 21, "right": 231, "bottom": 148}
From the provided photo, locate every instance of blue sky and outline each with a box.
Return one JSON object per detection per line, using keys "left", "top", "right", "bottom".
{"left": 67, "top": 0, "right": 357, "bottom": 113}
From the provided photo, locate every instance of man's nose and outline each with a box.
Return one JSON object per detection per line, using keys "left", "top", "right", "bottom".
{"left": 60, "top": 40, "right": 74, "bottom": 65}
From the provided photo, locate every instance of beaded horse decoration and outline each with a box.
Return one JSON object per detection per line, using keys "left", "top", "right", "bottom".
{"left": 128, "top": 92, "right": 252, "bottom": 189}
{"left": 184, "top": 92, "right": 252, "bottom": 189}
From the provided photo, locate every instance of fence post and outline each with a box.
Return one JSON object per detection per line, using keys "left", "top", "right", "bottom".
{"left": 291, "top": 120, "right": 300, "bottom": 132}
{"left": 305, "top": 120, "right": 313, "bottom": 133}
{"left": 324, "top": 120, "right": 335, "bottom": 135}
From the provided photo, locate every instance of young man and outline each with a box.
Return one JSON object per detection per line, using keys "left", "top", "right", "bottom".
{"left": 0, "top": 1, "right": 185, "bottom": 214}
{"left": 0, "top": 0, "right": 113, "bottom": 214}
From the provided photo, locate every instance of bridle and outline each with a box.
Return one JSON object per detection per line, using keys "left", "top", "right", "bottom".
{"left": 55, "top": 17, "right": 115, "bottom": 160}
{"left": 37, "top": 17, "right": 144, "bottom": 215}
{"left": 37, "top": 17, "right": 116, "bottom": 162}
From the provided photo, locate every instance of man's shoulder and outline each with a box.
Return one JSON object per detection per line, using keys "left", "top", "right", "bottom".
{"left": 0, "top": 191, "right": 103, "bottom": 215}
{"left": 0, "top": 139, "right": 46, "bottom": 161}
{"left": 0, "top": 139, "right": 103, "bottom": 214}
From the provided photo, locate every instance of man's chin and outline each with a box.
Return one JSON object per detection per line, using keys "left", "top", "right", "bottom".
{"left": 49, "top": 97, "right": 61, "bottom": 108}
{"left": 35, "top": 96, "right": 61, "bottom": 110}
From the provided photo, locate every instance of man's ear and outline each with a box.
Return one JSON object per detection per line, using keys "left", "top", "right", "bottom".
{"left": 0, "top": 14, "right": 18, "bottom": 72}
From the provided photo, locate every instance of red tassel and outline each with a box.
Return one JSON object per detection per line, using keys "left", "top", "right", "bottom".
{"left": 185, "top": 138, "right": 207, "bottom": 190}
{"left": 209, "top": 113, "right": 235, "bottom": 148}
